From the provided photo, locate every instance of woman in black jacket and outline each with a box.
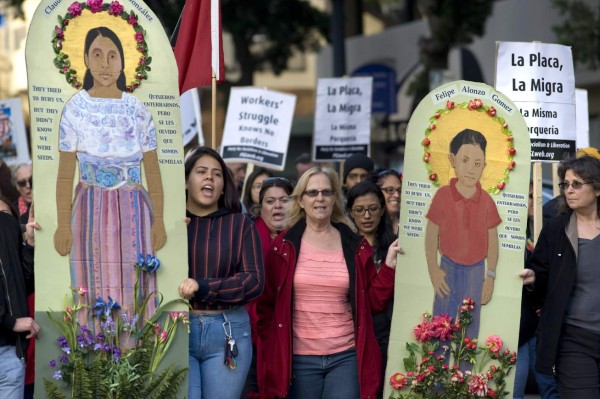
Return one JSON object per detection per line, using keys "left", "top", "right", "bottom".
{"left": 521, "top": 155, "right": 600, "bottom": 398}
{"left": 0, "top": 198, "right": 39, "bottom": 399}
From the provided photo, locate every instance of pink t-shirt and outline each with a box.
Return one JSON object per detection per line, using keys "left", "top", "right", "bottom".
{"left": 427, "top": 178, "right": 502, "bottom": 265}
{"left": 292, "top": 240, "right": 355, "bottom": 355}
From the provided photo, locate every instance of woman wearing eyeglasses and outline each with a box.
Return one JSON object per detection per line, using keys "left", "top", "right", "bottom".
{"left": 256, "top": 167, "right": 402, "bottom": 399}
{"left": 243, "top": 176, "right": 293, "bottom": 398}
{"left": 346, "top": 181, "right": 396, "bottom": 399}
{"left": 372, "top": 169, "right": 402, "bottom": 234}
{"left": 521, "top": 155, "right": 600, "bottom": 398}
{"left": 242, "top": 167, "right": 273, "bottom": 213}
{"left": 11, "top": 163, "right": 32, "bottom": 225}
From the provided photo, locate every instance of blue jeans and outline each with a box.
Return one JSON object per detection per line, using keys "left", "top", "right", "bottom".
{"left": 288, "top": 347, "right": 360, "bottom": 399}
{"left": 0, "top": 346, "right": 25, "bottom": 399}
{"left": 515, "top": 336, "right": 559, "bottom": 399}
{"left": 514, "top": 337, "right": 537, "bottom": 399}
{"left": 188, "top": 307, "right": 252, "bottom": 399}
{"left": 433, "top": 256, "right": 484, "bottom": 340}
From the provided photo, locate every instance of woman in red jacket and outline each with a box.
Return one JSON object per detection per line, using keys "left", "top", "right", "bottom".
{"left": 256, "top": 166, "right": 402, "bottom": 399}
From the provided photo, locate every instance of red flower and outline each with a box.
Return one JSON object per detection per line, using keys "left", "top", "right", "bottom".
{"left": 67, "top": 2, "right": 82, "bottom": 17}
{"left": 432, "top": 314, "right": 454, "bottom": 341}
{"left": 135, "top": 31, "right": 144, "bottom": 43}
{"left": 446, "top": 100, "right": 454, "bottom": 109}
{"left": 414, "top": 320, "right": 434, "bottom": 342}
{"left": 487, "top": 106, "right": 496, "bottom": 116}
{"left": 55, "top": 26, "right": 64, "bottom": 39}
{"left": 389, "top": 372, "right": 407, "bottom": 389}
{"left": 429, "top": 124, "right": 436, "bottom": 130}
{"left": 108, "top": 1, "right": 124, "bottom": 15}
{"left": 485, "top": 335, "right": 503, "bottom": 354}
{"left": 488, "top": 388, "right": 497, "bottom": 398}
{"left": 508, "top": 148, "right": 517, "bottom": 156}
{"left": 87, "top": 0, "right": 103, "bottom": 13}
{"left": 422, "top": 138, "right": 430, "bottom": 146}
{"left": 434, "top": 112, "right": 440, "bottom": 118}
{"left": 128, "top": 14, "right": 138, "bottom": 25}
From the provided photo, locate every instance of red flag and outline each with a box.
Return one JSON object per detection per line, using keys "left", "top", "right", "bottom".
{"left": 174, "top": 0, "right": 225, "bottom": 93}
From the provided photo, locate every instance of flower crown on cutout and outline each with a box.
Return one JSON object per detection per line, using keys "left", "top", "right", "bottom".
{"left": 52, "top": 0, "right": 152, "bottom": 93}
{"left": 422, "top": 99, "right": 516, "bottom": 195}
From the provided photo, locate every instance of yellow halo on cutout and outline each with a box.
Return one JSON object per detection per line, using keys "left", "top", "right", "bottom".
{"left": 426, "top": 107, "right": 510, "bottom": 191}
{"left": 61, "top": 10, "right": 142, "bottom": 87}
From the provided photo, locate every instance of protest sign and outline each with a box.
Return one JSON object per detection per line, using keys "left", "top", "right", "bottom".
{"left": 576, "top": 88, "right": 589, "bottom": 148}
{"left": 181, "top": 88, "right": 203, "bottom": 146}
{"left": 313, "top": 77, "right": 373, "bottom": 161}
{"left": 496, "top": 42, "right": 575, "bottom": 161}
{"left": 221, "top": 87, "right": 296, "bottom": 170}
{"left": 0, "top": 97, "right": 29, "bottom": 165}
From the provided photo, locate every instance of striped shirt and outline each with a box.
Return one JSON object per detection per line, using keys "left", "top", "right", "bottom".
{"left": 187, "top": 208, "right": 264, "bottom": 310}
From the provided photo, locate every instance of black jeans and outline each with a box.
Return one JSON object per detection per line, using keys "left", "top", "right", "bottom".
{"left": 556, "top": 323, "right": 600, "bottom": 399}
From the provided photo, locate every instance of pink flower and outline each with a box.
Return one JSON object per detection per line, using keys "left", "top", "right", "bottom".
{"left": 128, "top": 14, "right": 137, "bottom": 25}
{"left": 432, "top": 314, "right": 454, "bottom": 341}
{"left": 135, "top": 31, "right": 144, "bottom": 43}
{"left": 389, "top": 372, "right": 407, "bottom": 389}
{"left": 485, "top": 335, "right": 503, "bottom": 354}
{"left": 87, "top": 0, "right": 103, "bottom": 13}
{"left": 450, "top": 370, "right": 464, "bottom": 383}
{"left": 55, "top": 26, "right": 64, "bottom": 38}
{"left": 160, "top": 330, "right": 168, "bottom": 342}
{"left": 67, "top": 1, "right": 82, "bottom": 17}
{"left": 468, "top": 373, "right": 488, "bottom": 397}
{"left": 77, "top": 286, "right": 88, "bottom": 296}
{"left": 413, "top": 320, "right": 434, "bottom": 342}
{"left": 108, "top": 1, "right": 124, "bottom": 15}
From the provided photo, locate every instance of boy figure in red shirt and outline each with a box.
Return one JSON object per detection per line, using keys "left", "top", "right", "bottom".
{"left": 425, "top": 128, "right": 501, "bottom": 343}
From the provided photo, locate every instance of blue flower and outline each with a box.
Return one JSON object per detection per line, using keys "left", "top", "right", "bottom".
{"left": 59, "top": 354, "right": 68, "bottom": 363}
{"left": 53, "top": 370, "right": 63, "bottom": 381}
{"left": 134, "top": 254, "right": 161, "bottom": 274}
{"left": 94, "top": 296, "right": 121, "bottom": 319}
{"left": 49, "top": 359, "right": 57, "bottom": 368}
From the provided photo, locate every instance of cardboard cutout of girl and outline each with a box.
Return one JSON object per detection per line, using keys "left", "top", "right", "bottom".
{"left": 53, "top": 26, "right": 166, "bottom": 320}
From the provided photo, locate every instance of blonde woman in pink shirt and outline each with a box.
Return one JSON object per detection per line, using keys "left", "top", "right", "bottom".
{"left": 256, "top": 166, "right": 402, "bottom": 399}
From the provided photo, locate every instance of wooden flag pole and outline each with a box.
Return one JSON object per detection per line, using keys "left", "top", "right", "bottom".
{"left": 212, "top": 69, "right": 217, "bottom": 150}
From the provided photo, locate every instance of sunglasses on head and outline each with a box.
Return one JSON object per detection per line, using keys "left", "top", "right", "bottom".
{"left": 16, "top": 177, "right": 32, "bottom": 188}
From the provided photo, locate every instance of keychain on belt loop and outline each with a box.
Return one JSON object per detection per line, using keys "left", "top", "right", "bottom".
{"left": 223, "top": 315, "right": 238, "bottom": 369}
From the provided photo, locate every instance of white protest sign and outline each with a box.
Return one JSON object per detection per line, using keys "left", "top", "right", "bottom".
{"left": 313, "top": 77, "right": 372, "bottom": 161}
{"left": 0, "top": 97, "right": 30, "bottom": 165}
{"left": 221, "top": 87, "right": 296, "bottom": 170}
{"left": 496, "top": 42, "right": 575, "bottom": 162}
{"left": 576, "top": 89, "right": 589, "bottom": 149}
{"left": 180, "top": 88, "right": 203, "bottom": 147}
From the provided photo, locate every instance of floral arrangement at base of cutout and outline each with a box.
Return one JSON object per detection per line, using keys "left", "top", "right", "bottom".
{"left": 422, "top": 99, "right": 516, "bottom": 194}
{"left": 43, "top": 255, "right": 189, "bottom": 399}
{"left": 52, "top": 0, "right": 152, "bottom": 92}
{"left": 388, "top": 298, "right": 516, "bottom": 399}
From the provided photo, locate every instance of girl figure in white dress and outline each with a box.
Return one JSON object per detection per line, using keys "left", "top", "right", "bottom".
{"left": 54, "top": 27, "right": 166, "bottom": 323}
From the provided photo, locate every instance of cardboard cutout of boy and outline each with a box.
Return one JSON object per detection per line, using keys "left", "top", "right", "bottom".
{"left": 426, "top": 129, "right": 501, "bottom": 344}
{"left": 384, "top": 81, "right": 530, "bottom": 397}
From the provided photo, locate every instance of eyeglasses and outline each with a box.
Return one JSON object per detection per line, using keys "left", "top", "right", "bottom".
{"left": 351, "top": 205, "right": 382, "bottom": 216}
{"left": 263, "top": 196, "right": 291, "bottom": 206}
{"left": 381, "top": 186, "right": 401, "bottom": 195}
{"left": 16, "top": 177, "right": 32, "bottom": 188}
{"left": 303, "top": 189, "right": 335, "bottom": 198}
{"left": 558, "top": 181, "right": 593, "bottom": 191}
